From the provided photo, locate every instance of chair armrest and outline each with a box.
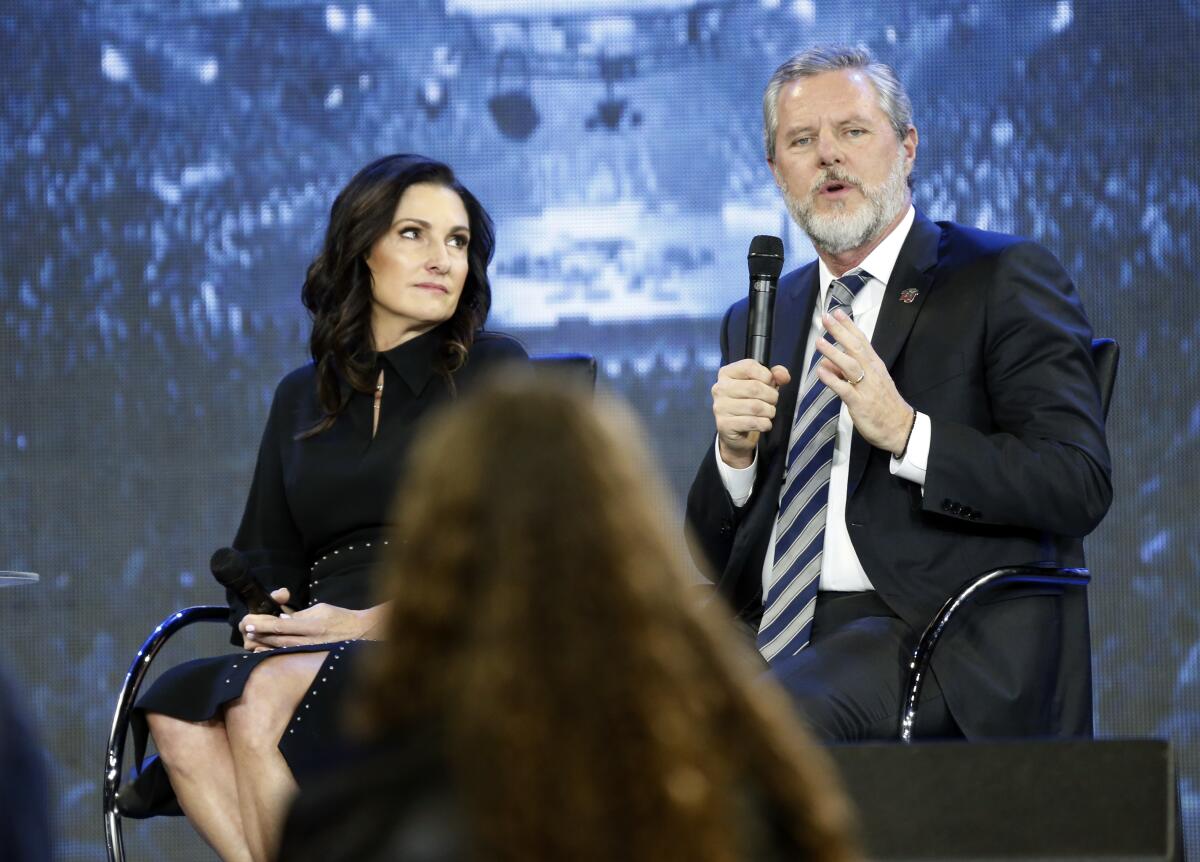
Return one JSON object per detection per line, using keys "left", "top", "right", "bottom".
{"left": 531, "top": 353, "right": 597, "bottom": 391}
{"left": 104, "top": 605, "right": 229, "bottom": 862}
{"left": 898, "top": 566, "right": 1090, "bottom": 743}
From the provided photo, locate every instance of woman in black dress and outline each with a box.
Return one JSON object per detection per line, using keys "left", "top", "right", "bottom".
{"left": 131, "top": 154, "right": 526, "bottom": 862}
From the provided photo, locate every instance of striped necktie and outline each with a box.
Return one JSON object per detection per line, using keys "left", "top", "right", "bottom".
{"left": 757, "top": 269, "right": 870, "bottom": 663}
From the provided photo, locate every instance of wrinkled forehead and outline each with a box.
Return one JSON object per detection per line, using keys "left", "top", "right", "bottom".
{"left": 776, "top": 68, "right": 888, "bottom": 129}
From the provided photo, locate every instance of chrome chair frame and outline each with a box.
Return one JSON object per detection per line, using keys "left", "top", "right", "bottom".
{"left": 104, "top": 606, "right": 227, "bottom": 862}
{"left": 897, "top": 566, "right": 1090, "bottom": 742}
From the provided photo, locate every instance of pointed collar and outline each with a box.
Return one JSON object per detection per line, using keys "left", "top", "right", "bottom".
{"left": 378, "top": 325, "right": 445, "bottom": 395}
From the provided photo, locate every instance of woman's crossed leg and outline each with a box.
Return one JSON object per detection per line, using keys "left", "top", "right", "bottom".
{"left": 146, "top": 650, "right": 327, "bottom": 862}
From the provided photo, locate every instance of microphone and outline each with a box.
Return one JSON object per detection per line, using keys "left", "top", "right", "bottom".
{"left": 210, "top": 547, "right": 281, "bottom": 616}
{"left": 745, "top": 235, "right": 785, "bottom": 365}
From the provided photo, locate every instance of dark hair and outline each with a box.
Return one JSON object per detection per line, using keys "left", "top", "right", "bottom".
{"left": 358, "top": 378, "right": 860, "bottom": 862}
{"left": 299, "top": 154, "right": 495, "bottom": 436}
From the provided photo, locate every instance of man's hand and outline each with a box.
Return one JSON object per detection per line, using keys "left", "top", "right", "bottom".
{"left": 712, "top": 358, "right": 792, "bottom": 468}
{"left": 813, "top": 309, "right": 915, "bottom": 456}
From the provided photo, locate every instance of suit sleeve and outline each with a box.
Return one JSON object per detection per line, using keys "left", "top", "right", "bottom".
{"left": 685, "top": 305, "right": 742, "bottom": 580}
{"left": 228, "top": 378, "right": 308, "bottom": 644}
{"left": 922, "top": 241, "right": 1113, "bottom": 537}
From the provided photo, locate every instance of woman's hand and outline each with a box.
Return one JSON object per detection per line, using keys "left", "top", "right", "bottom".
{"left": 239, "top": 590, "right": 389, "bottom": 650}
{"left": 240, "top": 588, "right": 296, "bottom": 652}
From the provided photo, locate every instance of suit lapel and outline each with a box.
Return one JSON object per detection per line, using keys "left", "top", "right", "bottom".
{"left": 846, "top": 212, "right": 943, "bottom": 497}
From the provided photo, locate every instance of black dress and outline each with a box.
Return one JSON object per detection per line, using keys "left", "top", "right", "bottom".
{"left": 126, "top": 328, "right": 528, "bottom": 815}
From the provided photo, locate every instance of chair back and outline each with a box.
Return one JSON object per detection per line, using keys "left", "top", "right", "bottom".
{"left": 531, "top": 353, "right": 597, "bottom": 392}
{"left": 1091, "top": 338, "right": 1119, "bottom": 420}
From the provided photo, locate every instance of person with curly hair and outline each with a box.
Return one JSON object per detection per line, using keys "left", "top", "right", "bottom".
{"left": 278, "top": 378, "right": 860, "bottom": 862}
{"left": 127, "top": 154, "right": 527, "bottom": 862}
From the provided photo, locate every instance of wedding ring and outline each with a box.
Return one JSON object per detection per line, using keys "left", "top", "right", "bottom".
{"left": 850, "top": 370, "right": 866, "bottom": 385}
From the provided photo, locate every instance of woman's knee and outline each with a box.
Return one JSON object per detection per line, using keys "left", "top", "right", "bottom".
{"left": 226, "top": 653, "right": 324, "bottom": 750}
{"left": 145, "top": 710, "right": 175, "bottom": 742}
{"left": 146, "top": 712, "right": 223, "bottom": 772}
{"left": 148, "top": 711, "right": 208, "bottom": 745}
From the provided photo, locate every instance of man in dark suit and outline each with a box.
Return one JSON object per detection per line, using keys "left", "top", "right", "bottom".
{"left": 686, "top": 45, "right": 1111, "bottom": 741}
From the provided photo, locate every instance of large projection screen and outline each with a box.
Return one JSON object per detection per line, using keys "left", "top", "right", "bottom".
{"left": 2, "top": 1, "right": 1197, "bottom": 857}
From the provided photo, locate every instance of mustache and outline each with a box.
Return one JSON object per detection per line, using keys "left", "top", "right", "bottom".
{"left": 809, "top": 169, "right": 864, "bottom": 195}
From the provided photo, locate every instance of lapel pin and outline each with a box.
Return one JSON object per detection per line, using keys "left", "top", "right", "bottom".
{"left": 899, "top": 287, "right": 919, "bottom": 304}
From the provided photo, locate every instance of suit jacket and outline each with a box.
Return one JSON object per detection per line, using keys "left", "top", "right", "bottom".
{"left": 686, "top": 211, "right": 1112, "bottom": 738}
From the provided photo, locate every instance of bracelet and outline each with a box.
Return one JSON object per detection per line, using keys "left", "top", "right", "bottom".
{"left": 896, "top": 410, "right": 917, "bottom": 460}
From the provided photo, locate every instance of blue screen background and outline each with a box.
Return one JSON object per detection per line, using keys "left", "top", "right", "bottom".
{"left": 2, "top": 0, "right": 1198, "bottom": 856}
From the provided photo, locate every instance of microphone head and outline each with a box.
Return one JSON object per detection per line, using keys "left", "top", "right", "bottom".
{"left": 747, "top": 235, "right": 785, "bottom": 280}
{"left": 209, "top": 546, "right": 248, "bottom": 584}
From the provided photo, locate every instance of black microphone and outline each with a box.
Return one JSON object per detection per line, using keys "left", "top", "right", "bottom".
{"left": 210, "top": 547, "right": 281, "bottom": 616}
{"left": 745, "top": 235, "right": 785, "bottom": 365}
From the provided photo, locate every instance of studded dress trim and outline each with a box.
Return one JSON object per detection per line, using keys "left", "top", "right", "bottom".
{"left": 306, "top": 539, "right": 390, "bottom": 607}
{"left": 287, "top": 640, "right": 352, "bottom": 735}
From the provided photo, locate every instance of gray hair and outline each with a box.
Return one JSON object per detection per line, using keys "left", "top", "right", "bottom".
{"left": 763, "top": 44, "right": 913, "bottom": 161}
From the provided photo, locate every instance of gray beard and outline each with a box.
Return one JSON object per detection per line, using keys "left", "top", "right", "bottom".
{"left": 783, "top": 150, "right": 910, "bottom": 256}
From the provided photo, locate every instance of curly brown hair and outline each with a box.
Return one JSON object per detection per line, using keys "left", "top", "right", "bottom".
{"left": 356, "top": 377, "right": 860, "bottom": 862}
{"left": 299, "top": 154, "right": 494, "bottom": 437}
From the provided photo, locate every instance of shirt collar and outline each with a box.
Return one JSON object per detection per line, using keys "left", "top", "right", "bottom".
{"left": 378, "top": 325, "right": 445, "bottom": 395}
{"left": 817, "top": 204, "right": 916, "bottom": 293}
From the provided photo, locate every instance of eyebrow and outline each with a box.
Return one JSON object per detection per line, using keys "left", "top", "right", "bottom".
{"left": 391, "top": 216, "right": 470, "bottom": 234}
{"left": 783, "top": 116, "right": 876, "bottom": 135}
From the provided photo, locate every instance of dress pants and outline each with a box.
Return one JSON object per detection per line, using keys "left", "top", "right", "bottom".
{"left": 767, "top": 591, "right": 963, "bottom": 742}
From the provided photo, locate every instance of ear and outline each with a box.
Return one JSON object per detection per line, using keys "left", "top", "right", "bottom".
{"left": 901, "top": 125, "right": 918, "bottom": 175}
{"left": 767, "top": 158, "right": 785, "bottom": 191}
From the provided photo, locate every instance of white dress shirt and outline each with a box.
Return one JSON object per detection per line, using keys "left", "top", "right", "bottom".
{"left": 716, "top": 205, "right": 932, "bottom": 599}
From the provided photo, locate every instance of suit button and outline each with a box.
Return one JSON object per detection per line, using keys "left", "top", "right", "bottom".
{"left": 942, "top": 498, "right": 953, "bottom": 512}
{"left": 970, "top": 509, "right": 982, "bottom": 520}
{"left": 719, "top": 521, "right": 733, "bottom": 537}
